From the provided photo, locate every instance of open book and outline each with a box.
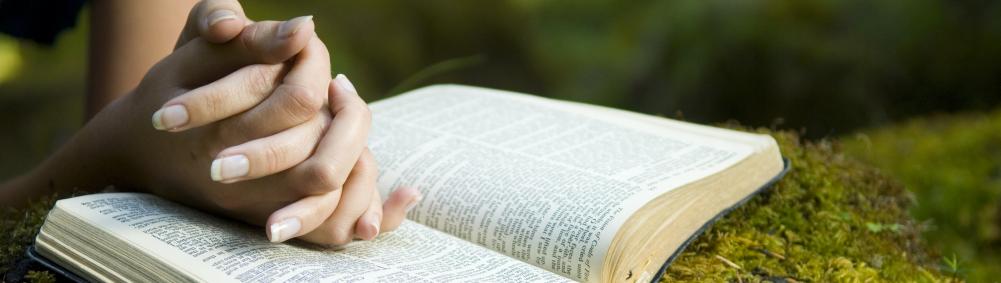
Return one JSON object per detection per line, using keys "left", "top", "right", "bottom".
{"left": 34, "top": 85, "right": 787, "bottom": 282}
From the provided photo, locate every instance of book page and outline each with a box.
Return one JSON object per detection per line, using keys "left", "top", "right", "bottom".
{"left": 54, "top": 193, "right": 572, "bottom": 282}
{"left": 368, "top": 85, "right": 761, "bottom": 282}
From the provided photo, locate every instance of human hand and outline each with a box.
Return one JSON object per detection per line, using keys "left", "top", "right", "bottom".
{"left": 86, "top": 0, "right": 420, "bottom": 245}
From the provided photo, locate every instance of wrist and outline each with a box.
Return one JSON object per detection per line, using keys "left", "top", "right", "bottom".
{"left": 78, "top": 92, "right": 143, "bottom": 188}
{"left": 24, "top": 94, "right": 139, "bottom": 197}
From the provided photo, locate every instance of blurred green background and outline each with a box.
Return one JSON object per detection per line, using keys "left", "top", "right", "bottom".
{"left": 1, "top": 0, "right": 999, "bottom": 280}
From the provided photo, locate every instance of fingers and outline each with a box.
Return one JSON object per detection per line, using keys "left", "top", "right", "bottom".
{"left": 153, "top": 61, "right": 330, "bottom": 183}
{"left": 152, "top": 64, "right": 287, "bottom": 131}
{"left": 281, "top": 35, "right": 332, "bottom": 100}
{"left": 265, "top": 188, "right": 341, "bottom": 243}
{"left": 211, "top": 115, "right": 326, "bottom": 183}
{"left": 213, "top": 83, "right": 324, "bottom": 138}
{"left": 286, "top": 76, "right": 370, "bottom": 194}
{"left": 264, "top": 159, "right": 422, "bottom": 245}
{"left": 297, "top": 149, "right": 378, "bottom": 245}
{"left": 354, "top": 189, "right": 383, "bottom": 241}
{"left": 212, "top": 37, "right": 331, "bottom": 139}
{"left": 154, "top": 17, "right": 314, "bottom": 88}
{"left": 175, "top": 0, "right": 249, "bottom": 48}
{"left": 379, "top": 187, "right": 422, "bottom": 233}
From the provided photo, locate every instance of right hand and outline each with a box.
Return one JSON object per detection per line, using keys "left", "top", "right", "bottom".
{"left": 88, "top": 0, "right": 421, "bottom": 246}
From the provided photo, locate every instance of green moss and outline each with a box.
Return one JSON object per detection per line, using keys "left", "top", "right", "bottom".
{"left": 24, "top": 270, "right": 56, "bottom": 283}
{"left": 663, "top": 128, "right": 951, "bottom": 282}
{"left": 0, "top": 130, "right": 950, "bottom": 282}
{"left": 842, "top": 110, "right": 1001, "bottom": 282}
{"left": 0, "top": 194, "right": 57, "bottom": 280}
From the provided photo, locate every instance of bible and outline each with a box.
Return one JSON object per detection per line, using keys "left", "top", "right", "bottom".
{"left": 34, "top": 85, "right": 788, "bottom": 282}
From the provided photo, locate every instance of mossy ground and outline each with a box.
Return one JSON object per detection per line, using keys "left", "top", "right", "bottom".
{"left": 843, "top": 110, "right": 1001, "bottom": 282}
{"left": 1, "top": 194, "right": 58, "bottom": 283}
{"left": 1, "top": 129, "right": 955, "bottom": 282}
{"left": 662, "top": 128, "right": 951, "bottom": 282}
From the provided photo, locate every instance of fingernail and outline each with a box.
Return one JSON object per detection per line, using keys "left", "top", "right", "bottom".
{"left": 334, "top": 74, "right": 357, "bottom": 94}
{"left": 367, "top": 214, "right": 381, "bottom": 240}
{"left": 152, "top": 105, "right": 189, "bottom": 130}
{"left": 210, "top": 155, "right": 250, "bottom": 182}
{"left": 405, "top": 194, "right": 423, "bottom": 212}
{"left": 207, "top": 9, "right": 238, "bottom": 27}
{"left": 269, "top": 218, "right": 301, "bottom": 243}
{"left": 278, "top": 15, "right": 313, "bottom": 39}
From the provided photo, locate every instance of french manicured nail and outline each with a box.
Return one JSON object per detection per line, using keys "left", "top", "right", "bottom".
{"left": 210, "top": 155, "right": 250, "bottom": 182}
{"left": 269, "top": 218, "right": 301, "bottom": 243}
{"left": 405, "top": 195, "right": 423, "bottom": 212}
{"left": 151, "top": 105, "right": 189, "bottom": 130}
{"left": 367, "top": 214, "right": 381, "bottom": 240}
{"left": 207, "top": 9, "right": 238, "bottom": 27}
{"left": 334, "top": 74, "right": 357, "bottom": 94}
{"left": 278, "top": 15, "right": 313, "bottom": 39}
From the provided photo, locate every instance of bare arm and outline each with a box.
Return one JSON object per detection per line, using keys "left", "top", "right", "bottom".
{"left": 5, "top": 0, "right": 421, "bottom": 244}
{"left": 87, "top": 0, "right": 198, "bottom": 118}
{"left": 1, "top": 0, "right": 199, "bottom": 203}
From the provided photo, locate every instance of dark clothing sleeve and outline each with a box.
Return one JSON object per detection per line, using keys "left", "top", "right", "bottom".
{"left": 0, "top": 0, "right": 86, "bottom": 45}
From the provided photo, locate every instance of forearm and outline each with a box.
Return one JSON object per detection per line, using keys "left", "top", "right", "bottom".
{"left": 87, "top": 0, "right": 197, "bottom": 118}
{"left": 0, "top": 136, "right": 114, "bottom": 208}
{"left": 0, "top": 145, "right": 108, "bottom": 207}
{"left": 3, "top": 0, "right": 197, "bottom": 207}
{"left": 0, "top": 100, "right": 134, "bottom": 208}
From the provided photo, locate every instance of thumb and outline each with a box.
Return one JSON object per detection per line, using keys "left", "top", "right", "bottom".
{"left": 175, "top": 0, "right": 249, "bottom": 49}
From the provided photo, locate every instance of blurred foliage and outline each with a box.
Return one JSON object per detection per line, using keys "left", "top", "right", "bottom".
{"left": 663, "top": 128, "right": 949, "bottom": 282}
{"left": 241, "top": 0, "right": 1001, "bottom": 138}
{"left": 11, "top": 0, "right": 1001, "bottom": 124}
{"left": 843, "top": 109, "right": 1001, "bottom": 282}
{"left": 0, "top": 39, "right": 21, "bottom": 83}
{"left": 0, "top": 10, "right": 87, "bottom": 180}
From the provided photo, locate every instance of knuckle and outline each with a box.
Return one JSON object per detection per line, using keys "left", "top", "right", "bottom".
{"left": 302, "top": 162, "right": 340, "bottom": 194}
{"left": 243, "top": 65, "right": 279, "bottom": 93}
{"left": 334, "top": 100, "right": 371, "bottom": 126}
{"left": 358, "top": 103, "right": 372, "bottom": 124}
{"left": 313, "top": 114, "right": 331, "bottom": 138}
{"left": 357, "top": 149, "right": 377, "bottom": 171}
{"left": 280, "top": 85, "right": 322, "bottom": 121}
{"left": 239, "top": 24, "right": 262, "bottom": 57}
{"left": 261, "top": 144, "right": 288, "bottom": 174}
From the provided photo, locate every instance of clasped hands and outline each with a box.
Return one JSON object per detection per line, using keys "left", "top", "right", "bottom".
{"left": 89, "top": 0, "right": 419, "bottom": 246}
